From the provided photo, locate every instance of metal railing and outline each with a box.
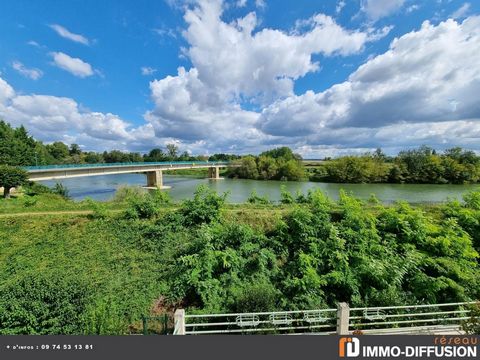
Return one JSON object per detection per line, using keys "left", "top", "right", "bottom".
{"left": 23, "top": 161, "right": 230, "bottom": 171}
{"left": 172, "top": 301, "right": 478, "bottom": 335}
{"left": 349, "top": 302, "right": 476, "bottom": 334}
{"left": 182, "top": 308, "right": 338, "bottom": 335}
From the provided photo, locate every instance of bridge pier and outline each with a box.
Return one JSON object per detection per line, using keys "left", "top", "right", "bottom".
{"left": 145, "top": 170, "right": 171, "bottom": 189}
{"left": 208, "top": 166, "right": 223, "bottom": 180}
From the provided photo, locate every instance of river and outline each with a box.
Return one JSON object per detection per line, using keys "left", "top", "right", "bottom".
{"left": 39, "top": 173, "right": 480, "bottom": 204}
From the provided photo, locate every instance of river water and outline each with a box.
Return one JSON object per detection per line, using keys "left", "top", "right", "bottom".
{"left": 39, "top": 173, "right": 480, "bottom": 204}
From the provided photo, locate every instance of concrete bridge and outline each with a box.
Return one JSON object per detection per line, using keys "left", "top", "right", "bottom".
{"left": 24, "top": 161, "right": 230, "bottom": 189}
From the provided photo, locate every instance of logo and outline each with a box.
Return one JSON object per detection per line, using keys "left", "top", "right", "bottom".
{"left": 339, "top": 337, "right": 360, "bottom": 358}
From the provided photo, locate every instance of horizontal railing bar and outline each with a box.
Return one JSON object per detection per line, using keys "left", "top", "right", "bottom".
{"left": 348, "top": 309, "right": 470, "bottom": 321}
{"left": 350, "top": 316, "right": 470, "bottom": 328}
{"left": 350, "top": 301, "right": 477, "bottom": 311}
{"left": 185, "top": 309, "right": 336, "bottom": 319}
{"left": 360, "top": 325, "right": 462, "bottom": 334}
{"left": 185, "top": 324, "right": 336, "bottom": 335}
{"left": 185, "top": 318, "right": 337, "bottom": 328}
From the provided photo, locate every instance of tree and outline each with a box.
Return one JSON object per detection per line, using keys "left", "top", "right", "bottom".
{"left": 69, "top": 144, "right": 82, "bottom": 156}
{"left": 46, "top": 142, "right": 70, "bottom": 161}
{"left": 84, "top": 152, "right": 104, "bottom": 164}
{"left": 0, "top": 165, "right": 28, "bottom": 198}
{"left": 166, "top": 143, "right": 178, "bottom": 159}
{"left": 144, "top": 148, "right": 166, "bottom": 162}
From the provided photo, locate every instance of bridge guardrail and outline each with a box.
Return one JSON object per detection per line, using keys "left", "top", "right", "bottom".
{"left": 23, "top": 161, "right": 230, "bottom": 171}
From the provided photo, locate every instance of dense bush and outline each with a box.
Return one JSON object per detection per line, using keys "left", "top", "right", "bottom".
{"left": 124, "top": 190, "right": 171, "bottom": 219}
{"left": 179, "top": 185, "right": 227, "bottom": 226}
{"left": 165, "top": 188, "right": 480, "bottom": 312}
{"left": 0, "top": 274, "right": 92, "bottom": 334}
{"left": 228, "top": 147, "right": 306, "bottom": 181}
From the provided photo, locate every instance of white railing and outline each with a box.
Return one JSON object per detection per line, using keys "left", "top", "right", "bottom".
{"left": 349, "top": 302, "right": 476, "bottom": 335}
{"left": 173, "top": 301, "right": 478, "bottom": 335}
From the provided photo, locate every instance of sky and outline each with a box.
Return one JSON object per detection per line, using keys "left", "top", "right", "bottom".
{"left": 0, "top": 0, "right": 479, "bottom": 157}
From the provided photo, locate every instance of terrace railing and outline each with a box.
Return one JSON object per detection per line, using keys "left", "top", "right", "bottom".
{"left": 172, "top": 301, "right": 478, "bottom": 335}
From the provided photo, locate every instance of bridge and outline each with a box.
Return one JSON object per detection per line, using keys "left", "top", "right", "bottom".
{"left": 23, "top": 161, "right": 231, "bottom": 189}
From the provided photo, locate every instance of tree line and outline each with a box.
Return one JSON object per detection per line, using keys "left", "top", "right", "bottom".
{"left": 310, "top": 146, "right": 480, "bottom": 184}
{"left": 0, "top": 120, "right": 239, "bottom": 167}
{"left": 3, "top": 120, "right": 480, "bottom": 185}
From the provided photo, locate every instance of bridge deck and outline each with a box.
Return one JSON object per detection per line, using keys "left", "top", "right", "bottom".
{"left": 24, "top": 161, "right": 230, "bottom": 181}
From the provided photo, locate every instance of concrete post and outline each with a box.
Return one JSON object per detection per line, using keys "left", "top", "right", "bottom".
{"left": 336, "top": 302, "right": 350, "bottom": 335}
{"left": 174, "top": 309, "right": 186, "bottom": 335}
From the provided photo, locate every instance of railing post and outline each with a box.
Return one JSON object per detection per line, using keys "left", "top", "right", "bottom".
{"left": 336, "top": 302, "right": 350, "bottom": 335}
{"left": 174, "top": 309, "right": 186, "bottom": 335}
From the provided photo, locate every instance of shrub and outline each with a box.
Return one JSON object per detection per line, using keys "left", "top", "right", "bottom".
{"left": 52, "top": 182, "right": 70, "bottom": 199}
{"left": 23, "top": 197, "right": 37, "bottom": 208}
{"left": 280, "top": 185, "right": 295, "bottom": 204}
{"left": 23, "top": 182, "right": 52, "bottom": 196}
{"left": 85, "top": 198, "right": 108, "bottom": 220}
{"left": 180, "top": 185, "right": 227, "bottom": 226}
{"left": 462, "top": 303, "right": 480, "bottom": 335}
{"left": 231, "top": 281, "right": 280, "bottom": 313}
{"left": 113, "top": 186, "right": 145, "bottom": 203}
{"left": 247, "top": 189, "right": 271, "bottom": 205}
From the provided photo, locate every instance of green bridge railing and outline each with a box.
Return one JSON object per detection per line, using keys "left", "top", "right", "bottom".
{"left": 23, "top": 161, "right": 230, "bottom": 171}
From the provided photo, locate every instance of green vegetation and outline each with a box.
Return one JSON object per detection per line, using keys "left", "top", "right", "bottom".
{"left": 1, "top": 186, "right": 480, "bottom": 334}
{"left": 0, "top": 165, "right": 28, "bottom": 198}
{"left": 462, "top": 303, "right": 480, "bottom": 335}
{"left": 228, "top": 147, "right": 306, "bottom": 181}
{"left": 0, "top": 120, "right": 220, "bottom": 166}
{"left": 310, "top": 146, "right": 480, "bottom": 184}
{"left": 3, "top": 120, "right": 480, "bottom": 186}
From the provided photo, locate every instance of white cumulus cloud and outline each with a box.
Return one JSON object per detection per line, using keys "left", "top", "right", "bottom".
{"left": 50, "top": 52, "right": 94, "bottom": 78}
{"left": 11, "top": 61, "right": 43, "bottom": 80}
{"left": 49, "top": 24, "right": 90, "bottom": 45}
{"left": 361, "top": 0, "right": 405, "bottom": 21}
{"left": 258, "top": 16, "right": 480, "bottom": 153}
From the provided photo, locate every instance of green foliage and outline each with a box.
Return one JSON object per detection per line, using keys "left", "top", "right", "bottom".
{"left": 247, "top": 189, "right": 271, "bottom": 205}
{"left": 280, "top": 185, "right": 295, "bottom": 204}
{"left": 23, "top": 197, "right": 38, "bottom": 208}
{"left": 23, "top": 182, "right": 52, "bottom": 196}
{"left": 179, "top": 185, "right": 227, "bottom": 226}
{"left": 2, "top": 188, "right": 480, "bottom": 334}
{"left": 0, "top": 274, "right": 93, "bottom": 334}
{"left": 312, "top": 146, "right": 480, "bottom": 184}
{"left": 231, "top": 281, "right": 280, "bottom": 313}
{"left": 113, "top": 186, "right": 146, "bottom": 203}
{"left": 52, "top": 182, "right": 70, "bottom": 199}
{"left": 124, "top": 190, "right": 170, "bottom": 220}
{"left": 0, "top": 165, "right": 28, "bottom": 198}
{"left": 229, "top": 147, "right": 305, "bottom": 181}
{"left": 324, "top": 156, "right": 389, "bottom": 183}
{"left": 85, "top": 198, "right": 108, "bottom": 220}
{"left": 462, "top": 303, "right": 480, "bottom": 335}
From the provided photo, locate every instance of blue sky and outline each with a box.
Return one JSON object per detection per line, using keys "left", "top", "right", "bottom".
{"left": 0, "top": 0, "right": 479, "bottom": 157}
